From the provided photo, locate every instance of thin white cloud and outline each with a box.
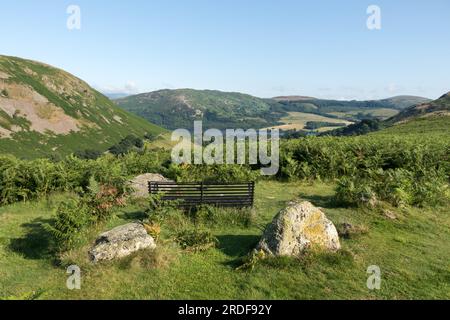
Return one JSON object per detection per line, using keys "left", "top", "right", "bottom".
{"left": 95, "top": 81, "right": 140, "bottom": 95}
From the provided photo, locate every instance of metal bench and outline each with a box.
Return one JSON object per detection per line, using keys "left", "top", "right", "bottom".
{"left": 148, "top": 182, "right": 255, "bottom": 208}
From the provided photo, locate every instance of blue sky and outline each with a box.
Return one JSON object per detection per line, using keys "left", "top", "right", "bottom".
{"left": 0, "top": 0, "right": 449, "bottom": 100}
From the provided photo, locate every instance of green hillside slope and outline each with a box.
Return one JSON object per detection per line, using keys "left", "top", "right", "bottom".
{"left": 374, "top": 92, "right": 450, "bottom": 137}
{"left": 387, "top": 92, "right": 450, "bottom": 124}
{"left": 115, "top": 89, "right": 281, "bottom": 131}
{"left": 0, "top": 55, "right": 165, "bottom": 158}
{"left": 373, "top": 116, "right": 450, "bottom": 137}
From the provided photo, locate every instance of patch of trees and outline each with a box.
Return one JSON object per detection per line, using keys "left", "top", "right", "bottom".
{"left": 75, "top": 134, "right": 152, "bottom": 160}
{"left": 281, "top": 129, "right": 310, "bottom": 139}
{"left": 321, "top": 119, "right": 383, "bottom": 136}
{"left": 74, "top": 149, "right": 103, "bottom": 160}
{"left": 109, "top": 135, "right": 144, "bottom": 156}
{"left": 144, "top": 132, "right": 158, "bottom": 141}
{"left": 354, "top": 112, "right": 377, "bottom": 121}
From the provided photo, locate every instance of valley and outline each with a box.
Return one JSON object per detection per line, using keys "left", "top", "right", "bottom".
{"left": 0, "top": 55, "right": 448, "bottom": 302}
{"left": 1, "top": 0, "right": 449, "bottom": 306}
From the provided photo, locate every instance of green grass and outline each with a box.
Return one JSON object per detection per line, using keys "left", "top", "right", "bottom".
{"left": 1, "top": 181, "right": 449, "bottom": 299}
{"left": 373, "top": 116, "right": 450, "bottom": 137}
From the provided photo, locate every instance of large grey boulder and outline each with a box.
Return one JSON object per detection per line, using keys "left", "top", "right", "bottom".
{"left": 257, "top": 201, "right": 340, "bottom": 257}
{"left": 128, "top": 173, "right": 173, "bottom": 198}
{"left": 89, "top": 223, "right": 156, "bottom": 263}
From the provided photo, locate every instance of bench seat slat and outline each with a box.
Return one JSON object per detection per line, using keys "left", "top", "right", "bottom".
{"left": 149, "top": 181, "right": 255, "bottom": 208}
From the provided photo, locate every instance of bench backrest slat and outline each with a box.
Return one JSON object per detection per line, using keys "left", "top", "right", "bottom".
{"left": 148, "top": 182, "right": 255, "bottom": 208}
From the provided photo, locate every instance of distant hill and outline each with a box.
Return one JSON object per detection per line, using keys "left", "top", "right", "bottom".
{"left": 387, "top": 92, "right": 450, "bottom": 124}
{"left": 115, "top": 89, "right": 282, "bottom": 131}
{"left": 275, "top": 95, "right": 431, "bottom": 115}
{"left": 272, "top": 96, "right": 316, "bottom": 102}
{"left": 323, "top": 92, "right": 449, "bottom": 136}
{"left": 0, "top": 55, "right": 165, "bottom": 158}
{"left": 115, "top": 88, "right": 431, "bottom": 132}
{"left": 379, "top": 95, "right": 432, "bottom": 110}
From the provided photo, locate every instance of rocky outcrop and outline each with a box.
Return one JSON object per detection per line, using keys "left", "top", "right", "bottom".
{"left": 257, "top": 201, "right": 340, "bottom": 257}
{"left": 89, "top": 223, "right": 156, "bottom": 263}
{"left": 128, "top": 173, "right": 173, "bottom": 198}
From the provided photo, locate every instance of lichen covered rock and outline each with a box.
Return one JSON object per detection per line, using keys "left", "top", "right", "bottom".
{"left": 257, "top": 201, "right": 340, "bottom": 256}
{"left": 89, "top": 223, "right": 156, "bottom": 262}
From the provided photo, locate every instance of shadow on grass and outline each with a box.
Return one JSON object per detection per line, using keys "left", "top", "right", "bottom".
{"left": 8, "top": 218, "right": 55, "bottom": 260}
{"left": 297, "top": 193, "right": 343, "bottom": 209}
{"left": 217, "top": 234, "right": 259, "bottom": 257}
{"left": 217, "top": 234, "right": 260, "bottom": 268}
{"left": 117, "top": 210, "right": 147, "bottom": 221}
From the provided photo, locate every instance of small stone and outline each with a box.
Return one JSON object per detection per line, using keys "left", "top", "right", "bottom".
{"left": 383, "top": 210, "right": 397, "bottom": 220}
{"left": 128, "top": 173, "right": 173, "bottom": 198}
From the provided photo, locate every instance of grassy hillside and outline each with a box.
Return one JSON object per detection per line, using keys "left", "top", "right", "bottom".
{"left": 0, "top": 55, "right": 166, "bottom": 159}
{"left": 380, "top": 95, "right": 432, "bottom": 109}
{"left": 387, "top": 92, "right": 450, "bottom": 124}
{"left": 374, "top": 116, "right": 450, "bottom": 137}
{"left": 373, "top": 92, "right": 450, "bottom": 137}
{"left": 322, "top": 92, "right": 450, "bottom": 137}
{"left": 115, "top": 89, "right": 281, "bottom": 131}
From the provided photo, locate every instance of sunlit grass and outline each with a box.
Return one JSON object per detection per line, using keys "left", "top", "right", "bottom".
{"left": 0, "top": 181, "right": 449, "bottom": 300}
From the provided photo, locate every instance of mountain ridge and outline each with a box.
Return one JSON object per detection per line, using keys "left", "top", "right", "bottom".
{"left": 115, "top": 88, "right": 279, "bottom": 131}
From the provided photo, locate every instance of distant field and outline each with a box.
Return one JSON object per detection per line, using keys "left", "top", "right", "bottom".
{"left": 266, "top": 112, "right": 353, "bottom": 131}
{"left": 327, "top": 108, "right": 399, "bottom": 120}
